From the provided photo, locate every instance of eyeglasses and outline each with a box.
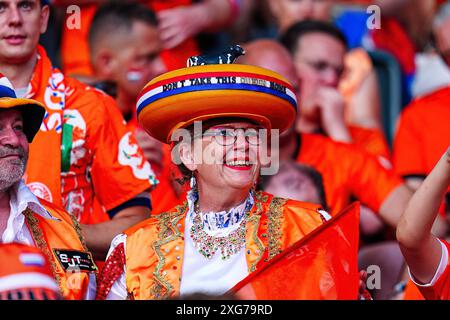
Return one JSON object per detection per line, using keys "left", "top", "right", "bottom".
{"left": 200, "top": 128, "right": 262, "bottom": 146}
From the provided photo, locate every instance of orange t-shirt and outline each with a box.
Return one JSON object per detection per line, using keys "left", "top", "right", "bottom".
{"left": 60, "top": 1, "right": 199, "bottom": 77}
{"left": 23, "top": 47, "right": 157, "bottom": 225}
{"left": 393, "top": 85, "right": 450, "bottom": 178}
{"left": 297, "top": 133, "right": 403, "bottom": 214}
{"left": 349, "top": 125, "right": 392, "bottom": 163}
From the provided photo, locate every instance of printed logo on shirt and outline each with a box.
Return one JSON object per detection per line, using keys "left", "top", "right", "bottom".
{"left": 27, "top": 182, "right": 53, "bottom": 202}
{"left": 118, "top": 132, "right": 155, "bottom": 180}
{"left": 41, "top": 71, "right": 65, "bottom": 134}
{"left": 53, "top": 249, "right": 97, "bottom": 272}
{"left": 63, "top": 109, "right": 87, "bottom": 167}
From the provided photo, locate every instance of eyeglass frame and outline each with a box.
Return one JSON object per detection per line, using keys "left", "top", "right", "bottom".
{"left": 194, "top": 127, "right": 264, "bottom": 146}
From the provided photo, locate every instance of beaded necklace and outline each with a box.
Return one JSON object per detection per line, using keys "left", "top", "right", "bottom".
{"left": 189, "top": 192, "right": 253, "bottom": 260}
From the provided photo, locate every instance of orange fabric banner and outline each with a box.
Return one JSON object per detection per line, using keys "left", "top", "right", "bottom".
{"left": 231, "top": 203, "right": 360, "bottom": 300}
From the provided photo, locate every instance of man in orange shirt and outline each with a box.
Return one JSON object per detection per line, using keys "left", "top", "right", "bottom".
{"left": 88, "top": 2, "right": 166, "bottom": 130}
{"left": 55, "top": 0, "right": 239, "bottom": 77}
{"left": 393, "top": 4, "right": 450, "bottom": 191}
{"left": 0, "top": 0, "right": 157, "bottom": 260}
{"left": 87, "top": 2, "right": 186, "bottom": 215}
{"left": 393, "top": 5, "right": 450, "bottom": 238}
{"left": 393, "top": 86, "right": 450, "bottom": 190}
{"left": 280, "top": 20, "right": 391, "bottom": 164}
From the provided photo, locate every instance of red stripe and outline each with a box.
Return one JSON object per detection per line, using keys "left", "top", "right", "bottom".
{"left": 139, "top": 71, "right": 294, "bottom": 97}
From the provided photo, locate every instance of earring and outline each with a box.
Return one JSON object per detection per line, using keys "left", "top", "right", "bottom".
{"left": 251, "top": 179, "right": 258, "bottom": 194}
{"left": 190, "top": 174, "right": 197, "bottom": 189}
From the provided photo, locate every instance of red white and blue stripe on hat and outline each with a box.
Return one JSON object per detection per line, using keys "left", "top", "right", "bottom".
{"left": 137, "top": 70, "right": 297, "bottom": 117}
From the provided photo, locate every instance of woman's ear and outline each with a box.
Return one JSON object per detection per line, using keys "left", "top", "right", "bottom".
{"left": 179, "top": 142, "right": 197, "bottom": 172}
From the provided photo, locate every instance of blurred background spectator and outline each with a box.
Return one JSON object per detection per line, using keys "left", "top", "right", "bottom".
{"left": 0, "top": 243, "right": 62, "bottom": 300}
{"left": 30, "top": 0, "right": 450, "bottom": 300}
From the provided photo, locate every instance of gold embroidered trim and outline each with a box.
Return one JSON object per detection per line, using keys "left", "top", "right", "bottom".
{"left": 267, "top": 197, "right": 287, "bottom": 261}
{"left": 24, "top": 208, "right": 64, "bottom": 297}
{"left": 150, "top": 201, "right": 187, "bottom": 300}
{"left": 247, "top": 191, "right": 268, "bottom": 271}
{"left": 254, "top": 190, "right": 268, "bottom": 205}
{"left": 247, "top": 213, "right": 264, "bottom": 272}
{"left": 68, "top": 213, "right": 88, "bottom": 251}
{"left": 67, "top": 213, "right": 98, "bottom": 273}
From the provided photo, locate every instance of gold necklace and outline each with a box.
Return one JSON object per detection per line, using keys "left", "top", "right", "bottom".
{"left": 189, "top": 201, "right": 251, "bottom": 260}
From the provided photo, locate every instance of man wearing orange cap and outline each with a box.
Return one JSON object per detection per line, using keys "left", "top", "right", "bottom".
{"left": 0, "top": 75, "right": 96, "bottom": 299}
{"left": 95, "top": 49, "right": 361, "bottom": 300}
{"left": 0, "top": 0, "right": 156, "bottom": 262}
{"left": 280, "top": 20, "right": 390, "bottom": 163}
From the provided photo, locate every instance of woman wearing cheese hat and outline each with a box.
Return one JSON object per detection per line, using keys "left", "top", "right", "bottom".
{"left": 96, "top": 49, "right": 332, "bottom": 300}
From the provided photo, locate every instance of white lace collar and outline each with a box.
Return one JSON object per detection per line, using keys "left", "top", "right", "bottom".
{"left": 186, "top": 188, "right": 254, "bottom": 232}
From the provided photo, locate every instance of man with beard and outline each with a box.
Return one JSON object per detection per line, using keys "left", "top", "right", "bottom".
{"left": 0, "top": 74, "right": 96, "bottom": 300}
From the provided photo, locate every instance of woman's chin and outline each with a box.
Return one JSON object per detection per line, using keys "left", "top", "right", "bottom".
{"left": 222, "top": 164, "right": 256, "bottom": 189}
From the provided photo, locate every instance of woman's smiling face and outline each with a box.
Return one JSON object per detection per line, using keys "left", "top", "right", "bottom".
{"left": 180, "top": 120, "right": 265, "bottom": 191}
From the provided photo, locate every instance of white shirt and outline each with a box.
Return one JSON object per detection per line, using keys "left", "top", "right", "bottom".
{"left": 1, "top": 180, "right": 96, "bottom": 299}
{"left": 1, "top": 180, "right": 59, "bottom": 244}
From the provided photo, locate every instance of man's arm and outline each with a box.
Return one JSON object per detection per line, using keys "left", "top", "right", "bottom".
{"left": 378, "top": 184, "right": 413, "bottom": 228}
{"left": 83, "top": 91, "right": 157, "bottom": 261}
{"left": 81, "top": 203, "right": 149, "bottom": 260}
{"left": 396, "top": 147, "right": 450, "bottom": 284}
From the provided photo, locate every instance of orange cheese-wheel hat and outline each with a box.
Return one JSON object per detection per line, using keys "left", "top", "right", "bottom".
{"left": 137, "top": 63, "right": 298, "bottom": 144}
{"left": 0, "top": 74, "right": 45, "bottom": 143}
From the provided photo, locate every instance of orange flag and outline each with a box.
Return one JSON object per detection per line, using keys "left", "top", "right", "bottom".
{"left": 231, "top": 202, "right": 360, "bottom": 300}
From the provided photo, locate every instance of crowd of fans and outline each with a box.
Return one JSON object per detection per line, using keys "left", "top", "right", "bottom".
{"left": 0, "top": 0, "right": 449, "bottom": 300}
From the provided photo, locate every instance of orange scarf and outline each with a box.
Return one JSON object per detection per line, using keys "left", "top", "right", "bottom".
{"left": 24, "top": 46, "right": 66, "bottom": 207}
